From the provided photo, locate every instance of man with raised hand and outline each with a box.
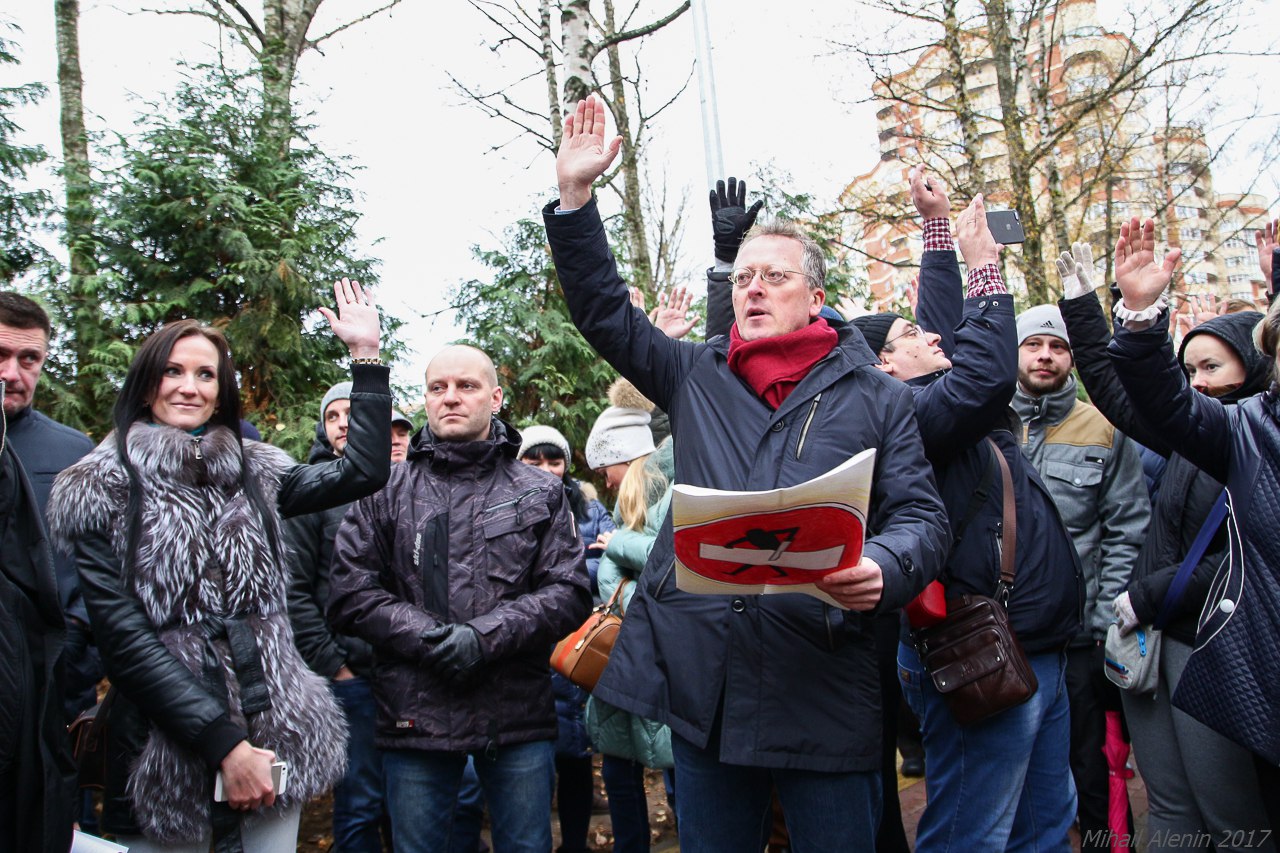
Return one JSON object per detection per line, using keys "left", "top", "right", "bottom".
{"left": 543, "top": 94, "right": 949, "bottom": 853}
{"left": 850, "top": 169, "right": 1081, "bottom": 852}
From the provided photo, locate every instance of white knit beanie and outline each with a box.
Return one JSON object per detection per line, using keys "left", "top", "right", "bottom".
{"left": 518, "top": 424, "right": 571, "bottom": 460}
{"left": 585, "top": 406, "right": 654, "bottom": 469}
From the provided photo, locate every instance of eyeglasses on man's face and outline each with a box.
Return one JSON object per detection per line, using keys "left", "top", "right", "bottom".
{"left": 730, "top": 267, "right": 812, "bottom": 289}
{"left": 883, "top": 323, "right": 924, "bottom": 348}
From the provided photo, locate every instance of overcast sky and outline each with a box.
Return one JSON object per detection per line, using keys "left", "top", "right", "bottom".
{"left": 2, "top": 0, "right": 1274, "bottom": 396}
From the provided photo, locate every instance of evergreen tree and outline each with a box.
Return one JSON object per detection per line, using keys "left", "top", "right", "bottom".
{"left": 49, "top": 64, "right": 400, "bottom": 455}
{"left": 0, "top": 27, "right": 53, "bottom": 285}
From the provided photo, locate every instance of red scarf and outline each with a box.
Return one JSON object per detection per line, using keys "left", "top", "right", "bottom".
{"left": 728, "top": 319, "right": 838, "bottom": 409}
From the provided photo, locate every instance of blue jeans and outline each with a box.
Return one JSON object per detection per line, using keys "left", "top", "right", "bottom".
{"left": 332, "top": 677, "right": 386, "bottom": 853}
{"left": 898, "top": 642, "right": 1076, "bottom": 853}
{"left": 384, "top": 740, "right": 555, "bottom": 853}
{"left": 601, "top": 755, "right": 649, "bottom": 853}
{"left": 670, "top": 732, "right": 880, "bottom": 853}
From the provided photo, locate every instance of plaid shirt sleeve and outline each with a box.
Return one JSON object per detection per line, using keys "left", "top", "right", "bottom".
{"left": 965, "top": 264, "right": 1008, "bottom": 298}
{"left": 921, "top": 218, "right": 954, "bottom": 252}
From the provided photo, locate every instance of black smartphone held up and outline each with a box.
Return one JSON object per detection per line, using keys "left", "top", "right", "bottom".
{"left": 986, "top": 209, "right": 1025, "bottom": 245}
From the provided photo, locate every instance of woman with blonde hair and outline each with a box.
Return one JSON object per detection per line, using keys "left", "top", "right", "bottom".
{"left": 584, "top": 379, "right": 673, "bottom": 853}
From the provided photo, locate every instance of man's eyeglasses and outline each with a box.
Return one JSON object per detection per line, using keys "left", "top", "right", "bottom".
{"left": 730, "top": 267, "right": 812, "bottom": 289}
{"left": 883, "top": 323, "right": 924, "bottom": 348}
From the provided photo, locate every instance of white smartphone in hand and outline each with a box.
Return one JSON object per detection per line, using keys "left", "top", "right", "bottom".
{"left": 214, "top": 760, "right": 289, "bottom": 802}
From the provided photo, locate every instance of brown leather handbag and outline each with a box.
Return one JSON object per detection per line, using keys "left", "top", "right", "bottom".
{"left": 69, "top": 686, "right": 115, "bottom": 789}
{"left": 914, "top": 439, "right": 1038, "bottom": 726}
{"left": 550, "top": 580, "right": 630, "bottom": 691}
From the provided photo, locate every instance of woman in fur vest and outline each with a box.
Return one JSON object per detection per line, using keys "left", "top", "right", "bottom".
{"left": 48, "top": 279, "right": 391, "bottom": 852}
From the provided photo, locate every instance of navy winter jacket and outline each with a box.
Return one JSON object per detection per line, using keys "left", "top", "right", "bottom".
{"left": 545, "top": 198, "right": 949, "bottom": 773}
{"left": 910, "top": 249, "right": 1083, "bottom": 651}
{"left": 1109, "top": 312, "right": 1280, "bottom": 763}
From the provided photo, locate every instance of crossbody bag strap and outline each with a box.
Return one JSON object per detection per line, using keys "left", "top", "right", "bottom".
{"left": 985, "top": 437, "right": 1017, "bottom": 603}
{"left": 1153, "top": 489, "right": 1229, "bottom": 630}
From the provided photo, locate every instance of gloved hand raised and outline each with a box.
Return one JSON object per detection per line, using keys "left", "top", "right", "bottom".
{"left": 1056, "top": 241, "right": 1096, "bottom": 300}
{"left": 710, "top": 176, "right": 764, "bottom": 263}
{"left": 421, "top": 624, "right": 485, "bottom": 686}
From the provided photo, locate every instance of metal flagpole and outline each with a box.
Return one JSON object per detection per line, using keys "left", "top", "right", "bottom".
{"left": 690, "top": 0, "right": 724, "bottom": 188}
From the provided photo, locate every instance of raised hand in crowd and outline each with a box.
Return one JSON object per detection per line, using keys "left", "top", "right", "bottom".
{"left": 318, "top": 277, "right": 381, "bottom": 359}
{"left": 652, "top": 286, "right": 700, "bottom": 339}
{"left": 628, "top": 285, "right": 645, "bottom": 312}
{"left": 1176, "top": 293, "right": 1221, "bottom": 337}
{"left": 1056, "top": 242, "right": 1096, "bottom": 300}
{"left": 1256, "top": 219, "right": 1277, "bottom": 281}
{"left": 710, "top": 176, "right": 764, "bottom": 264}
{"left": 556, "top": 94, "right": 622, "bottom": 210}
{"left": 835, "top": 294, "right": 871, "bottom": 321}
{"left": 954, "top": 194, "right": 1001, "bottom": 270}
{"left": 908, "top": 165, "right": 950, "bottom": 219}
{"left": 1114, "top": 217, "right": 1182, "bottom": 312}
{"left": 903, "top": 276, "right": 919, "bottom": 316}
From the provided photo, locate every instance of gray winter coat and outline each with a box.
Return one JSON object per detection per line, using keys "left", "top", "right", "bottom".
{"left": 327, "top": 418, "right": 591, "bottom": 753}
{"left": 1012, "top": 376, "right": 1150, "bottom": 642}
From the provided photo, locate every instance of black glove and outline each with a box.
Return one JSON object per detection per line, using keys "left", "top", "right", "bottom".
{"left": 421, "top": 624, "right": 484, "bottom": 686}
{"left": 710, "top": 176, "right": 764, "bottom": 264}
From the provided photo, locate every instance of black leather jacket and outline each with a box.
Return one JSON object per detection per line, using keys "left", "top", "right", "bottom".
{"left": 59, "top": 364, "right": 390, "bottom": 836}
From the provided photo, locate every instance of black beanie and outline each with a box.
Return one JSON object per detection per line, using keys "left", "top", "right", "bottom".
{"left": 850, "top": 313, "right": 903, "bottom": 354}
{"left": 1179, "top": 311, "right": 1271, "bottom": 401}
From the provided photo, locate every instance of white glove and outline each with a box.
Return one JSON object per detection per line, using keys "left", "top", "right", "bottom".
{"left": 1057, "top": 241, "right": 1096, "bottom": 300}
{"left": 1113, "top": 591, "right": 1140, "bottom": 637}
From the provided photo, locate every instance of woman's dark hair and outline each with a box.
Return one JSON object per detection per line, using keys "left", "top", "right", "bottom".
{"left": 113, "top": 319, "right": 283, "bottom": 578}
{"left": 521, "top": 441, "right": 589, "bottom": 520}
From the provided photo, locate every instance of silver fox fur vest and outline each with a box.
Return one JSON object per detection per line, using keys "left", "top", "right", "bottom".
{"left": 49, "top": 423, "right": 346, "bottom": 843}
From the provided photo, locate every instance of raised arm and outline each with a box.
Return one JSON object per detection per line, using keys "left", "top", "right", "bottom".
{"left": 278, "top": 278, "right": 391, "bottom": 517}
{"left": 912, "top": 194, "right": 1018, "bottom": 462}
{"left": 1057, "top": 242, "right": 1172, "bottom": 456}
{"left": 546, "top": 96, "right": 695, "bottom": 410}
{"left": 705, "top": 176, "right": 763, "bottom": 339}
{"left": 1107, "top": 217, "right": 1233, "bottom": 481}
{"left": 910, "top": 166, "right": 962, "bottom": 349}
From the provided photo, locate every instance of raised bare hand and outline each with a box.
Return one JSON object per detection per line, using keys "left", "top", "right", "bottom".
{"left": 653, "top": 286, "right": 699, "bottom": 340}
{"left": 908, "top": 165, "right": 950, "bottom": 220}
{"left": 954, "top": 195, "right": 1001, "bottom": 270}
{"left": 1114, "top": 217, "right": 1180, "bottom": 312}
{"left": 556, "top": 95, "right": 623, "bottom": 211}
{"left": 1257, "top": 219, "right": 1277, "bottom": 281}
{"left": 319, "top": 278, "right": 380, "bottom": 360}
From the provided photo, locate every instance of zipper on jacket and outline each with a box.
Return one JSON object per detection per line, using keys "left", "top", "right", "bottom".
{"left": 823, "top": 604, "right": 836, "bottom": 650}
{"left": 483, "top": 487, "right": 540, "bottom": 524}
{"left": 192, "top": 435, "right": 204, "bottom": 460}
{"left": 796, "top": 393, "right": 822, "bottom": 459}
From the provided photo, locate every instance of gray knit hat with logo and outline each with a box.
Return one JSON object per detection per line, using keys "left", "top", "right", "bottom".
{"left": 1016, "top": 304, "right": 1071, "bottom": 348}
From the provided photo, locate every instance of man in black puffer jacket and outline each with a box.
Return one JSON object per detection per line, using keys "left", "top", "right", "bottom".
{"left": 328, "top": 345, "right": 590, "bottom": 853}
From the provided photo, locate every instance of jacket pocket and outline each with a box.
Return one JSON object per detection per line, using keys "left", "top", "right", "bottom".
{"left": 1041, "top": 459, "right": 1103, "bottom": 490}
{"left": 482, "top": 491, "right": 552, "bottom": 587}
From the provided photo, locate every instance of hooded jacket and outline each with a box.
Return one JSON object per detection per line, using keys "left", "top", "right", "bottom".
{"left": 47, "top": 363, "right": 391, "bottom": 842}
{"left": 1012, "top": 374, "right": 1150, "bottom": 642}
{"left": 545, "top": 198, "right": 949, "bottom": 773}
{"left": 326, "top": 418, "right": 591, "bottom": 753}
{"left": 1062, "top": 295, "right": 1268, "bottom": 644}
{"left": 1110, "top": 311, "right": 1280, "bottom": 763}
